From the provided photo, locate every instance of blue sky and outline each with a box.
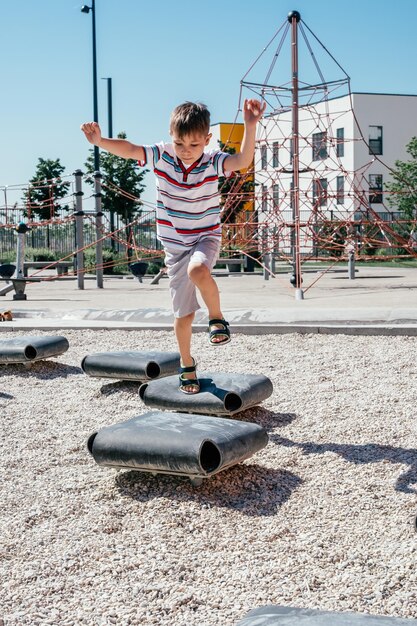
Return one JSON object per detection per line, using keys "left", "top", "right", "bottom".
{"left": 1, "top": 0, "right": 417, "bottom": 207}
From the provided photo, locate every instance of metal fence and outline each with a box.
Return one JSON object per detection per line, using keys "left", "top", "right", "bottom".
{"left": 0, "top": 212, "right": 159, "bottom": 260}
{"left": 0, "top": 209, "right": 412, "bottom": 264}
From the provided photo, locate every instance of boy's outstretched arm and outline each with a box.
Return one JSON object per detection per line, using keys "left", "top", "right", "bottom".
{"left": 80, "top": 122, "right": 145, "bottom": 161}
{"left": 223, "top": 98, "right": 266, "bottom": 172}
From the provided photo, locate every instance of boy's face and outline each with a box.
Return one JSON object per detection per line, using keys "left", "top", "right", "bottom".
{"left": 171, "top": 131, "right": 212, "bottom": 163}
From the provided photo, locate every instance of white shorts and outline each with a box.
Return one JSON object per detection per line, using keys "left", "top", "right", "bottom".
{"left": 164, "top": 238, "right": 221, "bottom": 318}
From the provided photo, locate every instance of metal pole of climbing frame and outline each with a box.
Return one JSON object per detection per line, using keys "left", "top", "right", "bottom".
{"left": 74, "top": 170, "right": 85, "bottom": 290}
{"left": 289, "top": 10, "right": 304, "bottom": 300}
{"left": 15, "top": 223, "right": 29, "bottom": 279}
{"left": 94, "top": 170, "right": 104, "bottom": 288}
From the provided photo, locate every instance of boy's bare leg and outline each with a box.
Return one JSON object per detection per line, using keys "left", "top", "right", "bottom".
{"left": 188, "top": 264, "right": 226, "bottom": 343}
{"left": 174, "top": 312, "right": 199, "bottom": 392}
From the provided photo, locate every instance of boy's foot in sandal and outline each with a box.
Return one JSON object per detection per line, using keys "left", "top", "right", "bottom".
{"left": 208, "top": 318, "right": 231, "bottom": 346}
{"left": 179, "top": 357, "right": 200, "bottom": 394}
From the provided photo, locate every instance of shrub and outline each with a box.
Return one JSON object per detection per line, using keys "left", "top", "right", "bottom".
{"left": 84, "top": 247, "right": 134, "bottom": 275}
{"left": 32, "top": 248, "right": 57, "bottom": 262}
{"left": 0, "top": 251, "right": 18, "bottom": 264}
{"left": 2, "top": 248, "right": 58, "bottom": 264}
{"left": 375, "top": 246, "right": 406, "bottom": 257}
{"left": 112, "top": 258, "right": 130, "bottom": 275}
{"left": 146, "top": 262, "right": 162, "bottom": 275}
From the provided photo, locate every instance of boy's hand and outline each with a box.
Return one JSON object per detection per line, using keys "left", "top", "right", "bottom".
{"left": 81, "top": 121, "right": 102, "bottom": 145}
{"left": 243, "top": 98, "right": 266, "bottom": 126}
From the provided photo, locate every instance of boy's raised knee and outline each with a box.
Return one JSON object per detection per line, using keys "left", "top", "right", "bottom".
{"left": 188, "top": 262, "right": 210, "bottom": 284}
{"left": 175, "top": 312, "right": 194, "bottom": 325}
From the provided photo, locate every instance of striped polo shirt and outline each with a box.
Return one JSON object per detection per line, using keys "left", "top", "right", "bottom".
{"left": 139, "top": 142, "right": 230, "bottom": 250}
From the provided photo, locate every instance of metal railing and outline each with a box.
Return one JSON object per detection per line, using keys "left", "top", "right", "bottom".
{"left": 0, "top": 213, "right": 159, "bottom": 259}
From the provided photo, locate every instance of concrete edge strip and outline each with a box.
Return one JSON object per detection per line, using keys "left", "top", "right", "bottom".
{"left": 1, "top": 322, "right": 417, "bottom": 336}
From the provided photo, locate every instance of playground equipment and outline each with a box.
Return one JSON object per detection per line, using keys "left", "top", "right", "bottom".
{"left": 81, "top": 350, "right": 180, "bottom": 381}
{"left": 236, "top": 605, "right": 417, "bottom": 625}
{"left": 0, "top": 264, "right": 16, "bottom": 298}
{"left": 0, "top": 223, "right": 42, "bottom": 300}
{"left": 150, "top": 266, "right": 167, "bottom": 285}
{"left": 0, "top": 264, "right": 16, "bottom": 281}
{"left": 129, "top": 261, "right": 149, "bottom": 283}
{"left": 139, "top": 372, "right": 273, "bottom": 416}
{"left": 81, "top": 347, "right": 273, "bottom": 483}
{"left": 2, "top": 7, "right": 417, "bottom": 299}
{"left": 1, "top": 277, "right": 41, "bottom": 300}
{"left": 87, "top": 410, "right": 268, "bottom": 486}
{"left": 0, "top": 335, "right": 69, "bottom": 364}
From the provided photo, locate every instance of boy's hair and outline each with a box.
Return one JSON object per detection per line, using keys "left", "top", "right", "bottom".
{"left": 169, "top": 102, "right": 210, "bottom": 138}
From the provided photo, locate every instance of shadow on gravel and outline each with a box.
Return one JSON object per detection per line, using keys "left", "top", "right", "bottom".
{"left": 271, "top": 435, "right": 417, "bottom": 494}
{"left": 99, "top": 380, "right": 141, "bottom": 395}
{"left": 233, "top": 407, "right": 297, "bottom": 431}
{"left": 115, "top": 463, "right": 303, "bottom": 517}
{"left": 0, "top": 361, "right": 82, "bottom": 379}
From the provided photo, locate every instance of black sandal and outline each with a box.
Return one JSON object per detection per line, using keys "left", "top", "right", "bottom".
{"left": 208, "top": 318, "right": 231, "bottom": 346}
{"left": 179, "top": 358, "right": 200, "bottom": 394}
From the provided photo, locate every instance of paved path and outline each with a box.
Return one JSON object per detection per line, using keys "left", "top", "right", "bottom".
{"left": 0, "top": 265, "right": 416, "bottom": 334}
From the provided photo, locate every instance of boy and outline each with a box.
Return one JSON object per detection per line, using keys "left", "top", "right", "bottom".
{"left": 81, "top": 98, "right": 265, "bottom": 394}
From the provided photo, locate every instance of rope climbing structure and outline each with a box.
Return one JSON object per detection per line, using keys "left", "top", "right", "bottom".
{"left": 1, "top": 10, "right": 417, "bottom": 296}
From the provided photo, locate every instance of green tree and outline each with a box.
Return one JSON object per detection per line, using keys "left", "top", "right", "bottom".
{"left": 85, "top": 132, "right": 148, "bottom": 253}
{"left": 385, "top": 137, "right": 417, "bottom": 220}
{"left": 23, "top": 158, "right": 70, "bottom": 221}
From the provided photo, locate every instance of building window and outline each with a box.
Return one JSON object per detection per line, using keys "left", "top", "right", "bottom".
{"left": 312, "top": 178, "right": 328, "bottom": 207}
{"left": 261, "top": 145, "right": 267, "bottom": 169}
{"left": 312, "top": 131, "right": 328, "bottom": 161}
{"left": 336, "top": 176, "right": 344, "bottom": 204}
{"left": 369, "top": 126, "right": 383, "bottom": 155}
{"left": 369, "top": 174, "right": 383, "bottom": 204}
{"left": 336, "top": 128, "right": 344, "bottom": 157}
{"left": 261, "top": 184, "right": 268, "bottom": 211}
{"left": 272, "top": 184, "right": 279, "bottom": 208}
{"left": 272, "top": 142, "right": 279, "bottom": 168}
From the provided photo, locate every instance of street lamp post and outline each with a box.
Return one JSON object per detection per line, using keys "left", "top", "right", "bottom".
{"left": 81, "top": 1, "right": 99, "bottom": 172}
{"left": 101, "top": 77, "right": 113, "bottom": 138}
{"left": 101, "top": 77, "right": 115, "bottom": 250}
{"left": 81, "top": 0, "right": 103, "bottom": 288}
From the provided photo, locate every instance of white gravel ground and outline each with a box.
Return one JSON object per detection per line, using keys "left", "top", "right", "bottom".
{"left": 1, "top": 329, "right": 416, "bottom": 626}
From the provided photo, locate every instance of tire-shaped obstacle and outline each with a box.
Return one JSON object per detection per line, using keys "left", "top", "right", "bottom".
{"left": 87, "top": 410, "right": 268, "bottom": 482}
{"left": 81, "top": 351, "right": 180, "bottom": 381}
{"left": 139, "top": 372, "right": 273, "bottom": 415}
{"left": 236, "top": 605, "right": 417, "bottom": 625}
{"left": 0, "top": 335, "right": 69, "bottom": 364}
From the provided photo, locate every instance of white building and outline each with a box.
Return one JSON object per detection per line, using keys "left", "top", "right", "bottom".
{"left": 254, "top": 92, "right": 417, "bottom": 254}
